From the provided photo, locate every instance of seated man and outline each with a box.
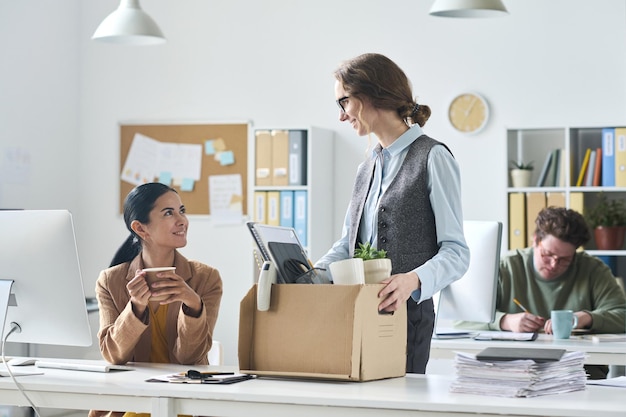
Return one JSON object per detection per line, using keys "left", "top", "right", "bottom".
{"left": 460, "top": 206, "right": 626, "bottom": 379}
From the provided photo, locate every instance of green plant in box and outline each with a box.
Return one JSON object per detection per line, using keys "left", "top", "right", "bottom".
{"left": 354, "top": 242, "right": 387, "bottom": 260}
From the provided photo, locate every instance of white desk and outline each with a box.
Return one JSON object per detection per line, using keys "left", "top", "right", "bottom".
{"left": 431, "top": 334, "right": 626, "bottom": 366}
{"left": 0, "top": 359, "right": 623, "bottom": 417}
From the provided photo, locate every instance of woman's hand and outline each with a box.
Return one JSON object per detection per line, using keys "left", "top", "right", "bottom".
{"left": 377, "top": 272, "right": 420, "bottom": 312}
{"left": 126, "top": 269, "right": 151, "bottom": 318}
{"left": 149, "top": 269, "right": 202, "bottom": 315}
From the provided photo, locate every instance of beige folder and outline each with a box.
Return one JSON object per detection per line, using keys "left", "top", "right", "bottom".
{"left": 255, "top": 131, "right": 272, "bottom": 186}
{"left": 271, "top": 130, "right": 289, "bottom": 186}
{"left": 254, "top": 191, "right": 268, "bottom": 224}
{"left": 546, "top": 192, "right": 566, "bottom": 209}
{"left": 509, "top": 193, "right": 526, "bottom": 250}
{"left": 525, "top": 192, "right": 546, "bottom": 246}
{"left": 266, "top": 191, "right": 281, "bottom": 226}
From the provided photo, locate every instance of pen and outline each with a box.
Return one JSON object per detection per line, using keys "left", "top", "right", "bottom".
{"left": 513, "top": 298, "right": 530, "bottom": 314}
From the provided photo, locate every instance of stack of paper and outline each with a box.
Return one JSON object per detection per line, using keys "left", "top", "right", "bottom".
{"left": 450, "top": 349, "right": 587, "bottom": 397}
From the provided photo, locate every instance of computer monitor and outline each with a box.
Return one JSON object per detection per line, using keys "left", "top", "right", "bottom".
{"left": 435, "top": 220, "right": 503, "bottom": 329}
{"left": 0, "top": 210, "right": 92, "bottom": 347}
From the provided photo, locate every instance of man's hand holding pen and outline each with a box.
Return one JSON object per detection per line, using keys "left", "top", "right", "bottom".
{"left": 500, "top": 298, "right": 546, "bottom": 333}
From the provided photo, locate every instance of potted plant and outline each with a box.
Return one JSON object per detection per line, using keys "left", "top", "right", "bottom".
{"left": 509, "top": 160, "right": 534, "bottom": 188}
{"left": 354, "top": 242, "right": 392, "bottom": 284}
{"left": 585, "top": 193, "right": 626, "bottom": 250}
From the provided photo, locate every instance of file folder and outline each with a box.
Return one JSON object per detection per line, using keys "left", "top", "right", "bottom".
{"left": 288, "top": 130, "right": 307, "bottom": 185}
{"left": 546, "top": 192, "right": 565, "bottom": 209}
{"left": 279, "top": 190, "right": 294, "bottom": 228}
{"left": 266, "top": 191, "right": 280, "bottom": 226}
{"left": 614, "top": 127, "right": 626, "bottom": 186}
{"left": 255, "top": 131, "right": 272, "bottom": 186}
{"left": 253, "top": 191, "right": 267, "bottom": 224}
{"left": 525, "top": 192, "right": 545, "bottom": 246}
{"left": 602, "top": 128, "right": 615, "bottom": 186}
{"left": 271, "top": 130, "right": 289, "bottom": 186}
{"left": 508, "top": 193, "right": 526, "bottom": 250}
{"left": 294, "top": 190, "right": 308, "bottom": 246}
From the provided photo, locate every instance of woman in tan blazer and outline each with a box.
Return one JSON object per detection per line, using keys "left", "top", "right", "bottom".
{"left": 89, "top": 182, "right": 223, "bottom": 417}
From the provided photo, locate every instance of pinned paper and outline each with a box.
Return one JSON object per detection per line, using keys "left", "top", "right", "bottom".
{"left": 204, "top": 140, "right": 216, "bottom": 155}
{"left": 219, "top": 150, "right": 235, "bottom": 166}
{"left": 158, "top": 172, "right": 173, "bottom": 186}
{"left": 180, "top": 178, "right": 195, "bottom": 192}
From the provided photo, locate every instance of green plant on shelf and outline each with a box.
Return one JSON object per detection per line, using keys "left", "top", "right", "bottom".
{"left": 585, "top": 193, "right": 626, "bottom": 228}
{"left": 509, "top": 160, "right": 534, "bottom": 170}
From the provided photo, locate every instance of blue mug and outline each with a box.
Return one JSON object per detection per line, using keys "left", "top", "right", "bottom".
{"left": 551, "top": 310, "right": 578, "bottom": 339}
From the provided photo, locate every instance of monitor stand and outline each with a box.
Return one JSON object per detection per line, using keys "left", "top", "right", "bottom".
{"left": 0, "top": 280, "right": 15, "bottom": 342}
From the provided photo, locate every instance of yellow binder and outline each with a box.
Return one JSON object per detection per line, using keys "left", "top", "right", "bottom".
{"left": 509, "top": 193, "right": 526, "bottom": 250}
{"left": 525, "top": 192, "right": 546, "bottom": 246}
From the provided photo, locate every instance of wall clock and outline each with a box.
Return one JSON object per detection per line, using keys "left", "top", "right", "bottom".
{"left": 448, "top": 92, "right": 490, "bottom": 134}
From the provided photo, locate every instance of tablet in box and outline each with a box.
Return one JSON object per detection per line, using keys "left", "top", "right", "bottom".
{"left": 238, "top": 284, "right": 407, "bottom": 381}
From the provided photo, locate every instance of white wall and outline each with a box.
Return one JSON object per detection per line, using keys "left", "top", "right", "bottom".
{"left": 1, "top": 0, "right": 625, "bottom": 366}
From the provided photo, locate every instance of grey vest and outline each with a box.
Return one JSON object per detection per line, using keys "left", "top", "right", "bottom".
{"left": 348, "top": 134, "right": 449, "bottom": 273}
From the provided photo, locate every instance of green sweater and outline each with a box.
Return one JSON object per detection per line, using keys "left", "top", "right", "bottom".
{"left": 462, "top": 248, "right": 626, "bottom": 332}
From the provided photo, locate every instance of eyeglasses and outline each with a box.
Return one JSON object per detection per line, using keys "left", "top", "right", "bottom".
{"left": 537, "top": 240, "right": 575, "bottom": 267}
{"left": 336, "top": 96, "right": 349, "bottom": 113}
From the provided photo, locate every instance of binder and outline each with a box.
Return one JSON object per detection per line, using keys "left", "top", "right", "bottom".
{"left": 615, "top": 127, "right": 626, "bottom": 186}
{"left": 508, "top": 193, "right": 526, "bottom": 250}
{"left": 525, "top": 192, "right": 546, "bottom": 246}
{"left": 575, "top": 148, "right": 591, "bottom": 187}
{"left": 584, "top": 149, "right": 596, "bottom": 186}
{"left": 558, "top": 149, "right": 567, "bottom": 187}
{"left": 288, "top": 130, "right": 308, "bottom": 186}
{"left": 602, "top": 128, "right": 615, "bottom": 186}
{"left": 271, "top": 130, "right": 289, "bottom": 186}
{"left": 569, "top": 191, "right": 584, "bottom": 214}
{"left": 253, "top": 191, "right": 267, "bottom": 224}
{"left": 255, "top": 131, "right": 272, "bottom": 186}
{"left": 536, "top": 152, "right": 553, "bottom": 187}
{"left": 592, "top": 148, "right": 602, "bottom": 187}
{"left": 546, "top": 192, "right": 565, "bottom": 208}
{"left": 266, "top": 191, "right": 280, "bottom": 226}
{"left": 279, "top": 190, "right": 294, "bottom": 228}
{"left": 569, "top": 192, "right": 585, "bottom": 250}
{"left": 549, "top": 149, "right": 563, "bottom": 187}
{"left": 293, "top": 190, "right": 308, "bottom": 246}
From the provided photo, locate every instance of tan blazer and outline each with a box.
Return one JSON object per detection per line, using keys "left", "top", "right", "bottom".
{"left": 89, "top": 251, "right": 223, "bottom": 417}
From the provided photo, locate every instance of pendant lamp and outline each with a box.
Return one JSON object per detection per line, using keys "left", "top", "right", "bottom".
{"left": 429, "top": 0, "right": 508, "bottom": 18}
{"left": 92, "top": 0, "right": 166, "bottom": 45}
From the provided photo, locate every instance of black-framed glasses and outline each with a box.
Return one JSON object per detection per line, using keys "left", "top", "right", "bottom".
{"left": 537, "top": 240, "right": 575, "bottom": 267}
{"left": 336, "top": 96, "right": 349, "bottom": 113}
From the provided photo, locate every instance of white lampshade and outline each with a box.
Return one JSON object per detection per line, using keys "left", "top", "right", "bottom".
{"left": 429, "top": 0, "right": 508, "bottom": 18}
{"left": 92, "top": 0, "right": 166, "bottom": 45}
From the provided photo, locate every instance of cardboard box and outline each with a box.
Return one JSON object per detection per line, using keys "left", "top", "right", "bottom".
{"left": 238, "top": 284, "right": 407, "bottom": 381}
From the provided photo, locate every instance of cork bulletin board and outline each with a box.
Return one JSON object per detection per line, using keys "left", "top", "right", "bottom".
{"left": 119, "top": 122, "right": 249, "bottom": 216}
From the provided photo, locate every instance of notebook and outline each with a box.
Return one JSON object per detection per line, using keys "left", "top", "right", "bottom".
{"left": 476, "top": 347, "right": 566, "bottom": 363}
{"left": 35, "top": 360, "right": 134, "bottom": 373}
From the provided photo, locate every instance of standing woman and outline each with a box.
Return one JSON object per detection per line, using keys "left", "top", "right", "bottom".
{"left": 89, "top": 182, "right": 223, "bottom": 417}
{"left": 315, "top": 53, "right": 470, "bottom": 374}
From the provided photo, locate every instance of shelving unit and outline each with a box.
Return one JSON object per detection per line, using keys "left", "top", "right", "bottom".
{"left": 251, "top": 126, "right": 335, "bottom": 263}
{"left": 506, "top": 126, "right": 626, "bottom": 276}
